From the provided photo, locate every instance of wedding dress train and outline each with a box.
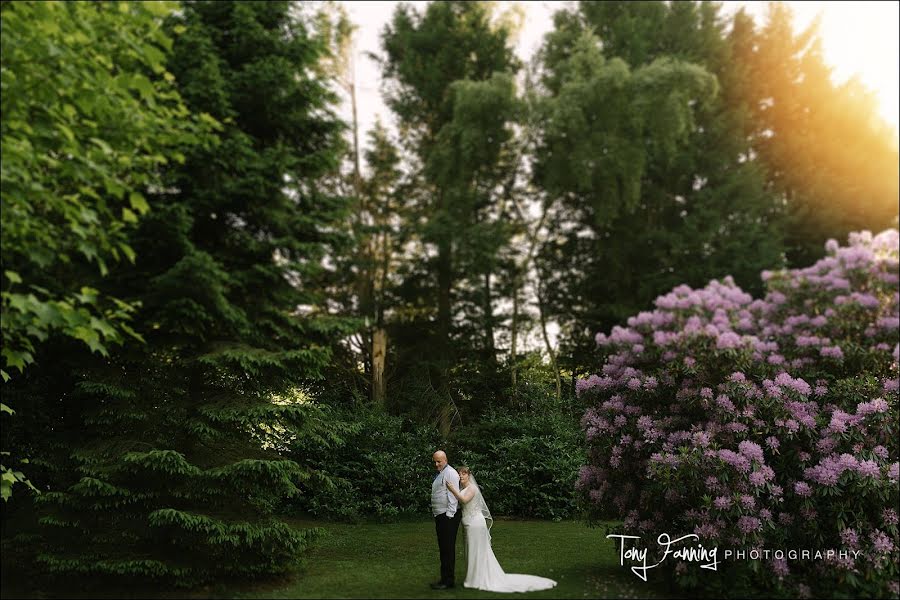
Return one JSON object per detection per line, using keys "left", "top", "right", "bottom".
{"left": 461, "top": 484, "right": 557, "bottom": 593}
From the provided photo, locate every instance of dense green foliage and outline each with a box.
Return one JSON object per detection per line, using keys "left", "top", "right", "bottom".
{"left": 326, "top": 0, "right": 898, "bottom": 419}
{"left": 375, "top": 1, "right": 523, "bottom": 427}
{"left": 289, "top": 398, "right": 584, "bottom": 522}
{"left": 2, "top": 0, "right": 351, "bottom": 588}
{"left": 0, "top": 0, "right": 204, "bottom": 376}
{"left": 287, "top": 407, "right": 442, "bottom": 521}
{"left": 450, "top": 407, "right": 584, "bottom": 521}
{"left": 533, "top": 1, "right": 788, "bottom": 380}
{"left": 0, "top": 0, "right": 211, "bottom": 500}
{"left": 2, "top": 0, "right": 898, "bottom": 595}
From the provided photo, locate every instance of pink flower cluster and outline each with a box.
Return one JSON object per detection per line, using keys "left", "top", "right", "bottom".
{"left": 578, "top": 230, "right": 899, "bottom": 597}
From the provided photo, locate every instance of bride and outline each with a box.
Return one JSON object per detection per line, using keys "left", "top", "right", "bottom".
{"left": 446, "top": 466, "right": 557, "bottom": 593}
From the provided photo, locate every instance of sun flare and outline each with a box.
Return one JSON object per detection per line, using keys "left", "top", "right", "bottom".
{"left": 731, "top": 1, "right": 899, "bottom": 135}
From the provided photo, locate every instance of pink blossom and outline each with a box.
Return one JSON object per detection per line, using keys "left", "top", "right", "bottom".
{"left": 820, "top": 345, "right": 844, "bottom": 360}
{"left": 737, "top": 516, "right": 761, "bottom": 533}
{"left": 794, "top": 481, "right": 812, "bottom": 497}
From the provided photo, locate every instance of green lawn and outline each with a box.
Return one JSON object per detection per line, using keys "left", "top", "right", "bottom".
{"left": 210, "top": 518, "right": 672, "bottom": 599}
{"left": 2, "top": 518, "right": 675, "bottom": 599}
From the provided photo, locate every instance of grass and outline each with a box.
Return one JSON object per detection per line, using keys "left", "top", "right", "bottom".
{"left": 2, "top": 518, "right": 675, "bottom": 599}
{"left": 209, "top": 518, "right": 673, "bottom": 599}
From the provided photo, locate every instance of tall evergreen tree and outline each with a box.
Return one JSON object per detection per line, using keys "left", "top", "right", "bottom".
{"left": 378, "top": 1, "right": 521, "bottom": 430}
{"left": 8, "top": 1, "right": 351, "bottom": 587}
{"left": 533, "top": 1, "right": 786, "bottom": 379}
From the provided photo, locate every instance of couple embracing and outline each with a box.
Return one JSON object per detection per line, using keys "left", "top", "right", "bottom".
{"left": 430, "top": 450, "right": 557, "bottom": 593}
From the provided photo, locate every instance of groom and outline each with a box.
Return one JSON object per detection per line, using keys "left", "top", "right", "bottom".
{"left": 430, "top": 449, "right": 462, "bottom": 590}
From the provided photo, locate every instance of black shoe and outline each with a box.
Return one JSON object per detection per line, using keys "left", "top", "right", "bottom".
{"left": 430, "top": 582, "right": 455, "bottom": 590}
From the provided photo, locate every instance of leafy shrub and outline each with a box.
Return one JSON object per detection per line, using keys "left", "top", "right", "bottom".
{"left": 288, "top": 408, "right": 442, "bottom": 521}
{"left": 289, "top": 405, "right": 585, "bottom": 522}
{"left": 577, "top": 230, "right": 899, "bottom": 598}
{"left": 452, "top": 408, "right": 585, "bottom": 521}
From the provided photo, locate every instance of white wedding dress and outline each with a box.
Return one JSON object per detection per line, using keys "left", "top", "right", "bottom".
{"left": 461, "top": 481, "right": 557, "bottom": 593}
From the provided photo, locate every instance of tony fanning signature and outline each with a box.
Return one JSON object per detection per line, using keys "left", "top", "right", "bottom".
{"left": 607, "top": 533, "right": 865, "bottom": 582}
{"left": 607, "top": 533, "right": 719, "bottom": 581}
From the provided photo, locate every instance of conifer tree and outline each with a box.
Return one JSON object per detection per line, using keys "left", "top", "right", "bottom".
{"left": 378, "top": 1, "right": 521, "bottom": 427}
{"left": 13, "top": 1, "right": 351, "bottom": 586}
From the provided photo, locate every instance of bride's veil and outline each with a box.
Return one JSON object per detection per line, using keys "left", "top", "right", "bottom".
{"left": 467, "top": 473, "right": 493, "bottom": 531}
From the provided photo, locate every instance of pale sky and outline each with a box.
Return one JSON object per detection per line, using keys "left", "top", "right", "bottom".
{"left": 337, "top": 0, "right": 900, "bottom": 145}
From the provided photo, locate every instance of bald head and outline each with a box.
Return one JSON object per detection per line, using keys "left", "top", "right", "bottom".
{"left": 433, "top": 450, "right": 447, "bottom": 472}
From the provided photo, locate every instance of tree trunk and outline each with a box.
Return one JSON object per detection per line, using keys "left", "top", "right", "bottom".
{"left": 538, "top": 283, "right": 561, "bottom": 402}
{"left": 348, "top": 65, "right": 383, "bottom": 407}
{"left": 426, "top": 190, "right": 453, "bottom": 435}
{"left": 483, "top": 271, "right": 496, "bottom": 365}
{"left": 372, "top": 328, "right": 386, "bottom": 407}
{"left": 437, "top": 400, "right": 453, "bottom": 439}
{"left": 510, "top": 284, "right": 518, "bottom": 396}
{"left": 373, "top": 225, "right": 391, "bottom": 407}
{"left": 350, "top": 52, "right": 361, "bottom": 194}
{"left": 435, "top": 195, "right": 453, "bottom": 395}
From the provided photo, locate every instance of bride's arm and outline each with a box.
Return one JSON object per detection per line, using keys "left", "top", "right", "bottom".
{"left": 445, "top": 481, "right": 476, "bottom": 504}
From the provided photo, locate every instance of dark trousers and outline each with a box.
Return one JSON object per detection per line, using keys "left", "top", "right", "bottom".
{"left": 435, "top": 510, "right": 462, "bottom": 584}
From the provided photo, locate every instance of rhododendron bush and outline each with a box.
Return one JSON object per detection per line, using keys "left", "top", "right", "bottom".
{"left": 576, "top": 230, "right": 899, "bottom": 598}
